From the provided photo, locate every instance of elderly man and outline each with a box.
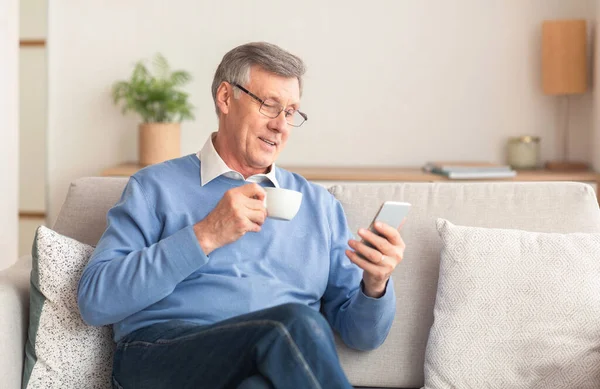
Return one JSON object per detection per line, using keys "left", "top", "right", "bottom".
{"left": 78, "top": 42, "right": 405, "bottom": 389}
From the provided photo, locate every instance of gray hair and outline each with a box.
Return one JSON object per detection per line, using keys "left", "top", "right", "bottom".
{"left": 211, "top": 42, "right": 306, "bottom": 115}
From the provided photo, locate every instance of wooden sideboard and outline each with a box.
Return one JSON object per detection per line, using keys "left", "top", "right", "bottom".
{"left": 101, "top": 162, "right": 600, "bottom": 191}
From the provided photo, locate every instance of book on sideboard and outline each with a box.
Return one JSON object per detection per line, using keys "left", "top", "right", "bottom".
{"left": 423, "top": 161, "right": 517, "bottom": 179}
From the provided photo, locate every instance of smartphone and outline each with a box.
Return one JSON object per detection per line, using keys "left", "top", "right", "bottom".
{"left": 360, "top": 201, "right": 411, "bottom": 248}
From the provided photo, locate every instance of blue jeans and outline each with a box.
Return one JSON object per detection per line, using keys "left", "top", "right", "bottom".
{"left": 112, "top": 303, "right": 353, "bottom": 389}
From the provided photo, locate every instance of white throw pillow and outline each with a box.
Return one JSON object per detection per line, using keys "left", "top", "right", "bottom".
{"left": 423, "top": 219, "right": 600, "bottom": 389}
{"left": 23, "top": 226, "right": 114, "bottom": 389}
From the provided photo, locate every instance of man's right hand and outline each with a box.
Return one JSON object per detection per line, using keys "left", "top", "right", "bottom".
{"left": 193, "top": 183, "right": 267, "bottom": 255}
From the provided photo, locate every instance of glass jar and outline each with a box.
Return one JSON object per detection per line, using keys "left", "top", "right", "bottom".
{"left": 507, "top": 136, "right": 540, "bottom": 169}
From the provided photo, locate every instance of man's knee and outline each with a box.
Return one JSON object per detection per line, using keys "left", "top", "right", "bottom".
{"left": 273, "top": 303, "right": 332, "bottom": 340}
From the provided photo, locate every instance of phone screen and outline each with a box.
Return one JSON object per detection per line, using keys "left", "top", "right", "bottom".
{"left": 361, "top": 201, "right": 411, "bottom": 248}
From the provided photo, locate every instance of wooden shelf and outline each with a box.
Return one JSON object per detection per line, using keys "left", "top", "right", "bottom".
{"left": 18, "top": 211, "right": 46, "bottom": 219}
{"left": 282, "top": 166, "right": 600, "bottom": 184}
{"left": 101, "top": 162, "right": 145, "bottom": 177}
{"left": 19, "top": 39, "right": 46, "bottom": 47}
{"left": 100, "top": 162, "right": 600, "bottom": 186}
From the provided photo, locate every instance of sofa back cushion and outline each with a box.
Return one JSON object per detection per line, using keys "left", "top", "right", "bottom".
{"left": 52, "top": 178, "right": 600, "bottom": 388}
{"left": 53, "top": 177, "right": 128, "bottom": 246}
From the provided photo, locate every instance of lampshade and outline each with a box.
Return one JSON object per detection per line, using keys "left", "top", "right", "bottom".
{"left": 542, "top": 19, "right": 587, "bottom": 96}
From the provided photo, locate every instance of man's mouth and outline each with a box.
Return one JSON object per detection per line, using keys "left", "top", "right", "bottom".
{"left": 259, "top": 137, "right": 277, "bottom": 147}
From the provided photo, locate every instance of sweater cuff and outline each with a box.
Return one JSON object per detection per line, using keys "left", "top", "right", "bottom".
{"left": 356, "top": 277, "right": 395, "bottom": 309}
{"left": 163, "top": 225, "right": 209, "bottom": 278}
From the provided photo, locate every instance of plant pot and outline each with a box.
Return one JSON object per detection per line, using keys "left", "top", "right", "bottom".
{"left": 139, "top": 123, "right": 181, "bottom": 166}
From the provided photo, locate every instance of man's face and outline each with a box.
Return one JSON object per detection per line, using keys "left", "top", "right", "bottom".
{"left": 216, "top": 66, "right": 301, "bottom": 177}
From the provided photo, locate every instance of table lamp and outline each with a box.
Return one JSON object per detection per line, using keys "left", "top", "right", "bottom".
{"left": 542, "top": 19, "right": 589, "bottom": 171}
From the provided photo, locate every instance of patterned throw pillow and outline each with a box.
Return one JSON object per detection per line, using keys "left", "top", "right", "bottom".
{"left": 23, "top": 226, "right": 114, "bottom": 389}
{"left": 423, "top": 219, "right": 600, "bottom": 389}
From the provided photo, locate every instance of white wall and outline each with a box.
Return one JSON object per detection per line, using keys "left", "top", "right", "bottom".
{"left": 0, "top": 0, "right": 19, "bottom": 269}
{"left": 48, "top": 0, "right": 596, "bottom": 224}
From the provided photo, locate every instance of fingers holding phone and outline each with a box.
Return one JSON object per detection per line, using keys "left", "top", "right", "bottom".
{"left": 358, "top": 222, "right": 405, "bottom": 261}
{"left": 348, "top": 222, "right": 405, "bottom": 267}
{"left": 368, "top": 220, "right": 406, "bottom": 249}
{"left": 346, "top": 201, "right": 410, "bottom": 298}
{"left": 352, "top": 201, "right": 410, "bottom": 258}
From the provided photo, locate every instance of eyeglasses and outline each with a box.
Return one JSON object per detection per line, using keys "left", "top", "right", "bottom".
{"left": 232, "top": 83, "right": 307, "bottom": 127}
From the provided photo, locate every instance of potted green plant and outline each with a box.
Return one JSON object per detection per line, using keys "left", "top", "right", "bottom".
{"left": 112, "top": 53, "right": 195, "bottom": 166}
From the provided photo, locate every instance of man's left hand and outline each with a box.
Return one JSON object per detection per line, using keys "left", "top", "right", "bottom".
{"left": 346, "top": 221, "right": 406, "bottom": 298}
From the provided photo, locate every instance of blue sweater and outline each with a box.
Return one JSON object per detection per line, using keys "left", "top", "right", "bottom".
{"left": 77, "top": 154, "right": 396, "bottom": 350}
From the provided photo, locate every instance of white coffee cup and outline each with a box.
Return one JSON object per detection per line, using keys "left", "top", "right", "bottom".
{"left": 263, "top": 187, "right": 303, "bottom": 221}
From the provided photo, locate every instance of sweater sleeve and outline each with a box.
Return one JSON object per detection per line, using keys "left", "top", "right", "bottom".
{"left": 321, "top": 197, "right": 396, "bottom": 351}
{"left": 77, "top": 176, "right": 208, "bottom": 326}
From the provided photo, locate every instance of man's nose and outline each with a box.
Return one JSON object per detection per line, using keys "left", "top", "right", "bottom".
{"left": 271, "top": 111, "right": 288, "bottom": 132}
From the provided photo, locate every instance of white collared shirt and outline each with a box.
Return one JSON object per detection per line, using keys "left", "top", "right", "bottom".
{"left": 197, "top": 132, "right": 280, "bottom": 188}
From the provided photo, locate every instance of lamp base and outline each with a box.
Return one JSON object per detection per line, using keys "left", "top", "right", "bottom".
{"left": 544, "top": 160, "right": 589, "bottom": 171}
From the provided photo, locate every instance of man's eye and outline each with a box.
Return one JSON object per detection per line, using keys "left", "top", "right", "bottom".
{"left": 262, "top": 101, "right": 279, "bottom": 109}
{"left": 284, "top": 110, "right": 295, "bottom": 118}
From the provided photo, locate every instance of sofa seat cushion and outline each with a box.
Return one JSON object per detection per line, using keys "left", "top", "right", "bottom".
{"left": 23, "top": 226, "right": 113, "bottom": 389}
{"left": 422, "top": 219, "right": 600, "bottom": 388}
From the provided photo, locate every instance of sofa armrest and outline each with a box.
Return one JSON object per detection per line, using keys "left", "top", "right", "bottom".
{"left": 0, "top": 256, "right": 32, "bottom": 389}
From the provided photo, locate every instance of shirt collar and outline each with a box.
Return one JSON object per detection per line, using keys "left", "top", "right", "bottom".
{"left": 197, "top": 132, "right": 280, "bottom": 188}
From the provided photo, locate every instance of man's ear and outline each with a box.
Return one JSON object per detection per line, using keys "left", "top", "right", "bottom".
{"left": 215, "top": 82, "right": 231, "bottom": 115}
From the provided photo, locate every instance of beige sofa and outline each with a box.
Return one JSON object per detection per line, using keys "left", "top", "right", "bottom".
{"left": 1, "top": 177, "right": 599, "bottom": 389}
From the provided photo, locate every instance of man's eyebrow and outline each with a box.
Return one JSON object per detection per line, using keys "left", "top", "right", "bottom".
{"left": 264, "top": 94, "right": 283, "bottom": 103}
